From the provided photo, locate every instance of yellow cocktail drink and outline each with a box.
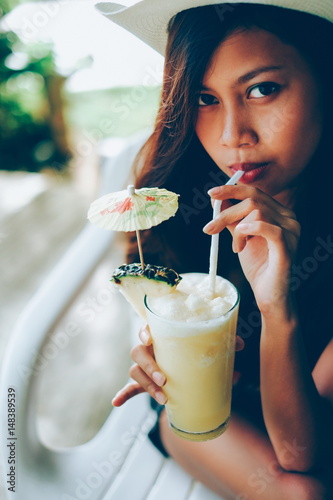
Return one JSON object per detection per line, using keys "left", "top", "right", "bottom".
{"left": 145, "top": 273, "right": 239, "bottom": 441}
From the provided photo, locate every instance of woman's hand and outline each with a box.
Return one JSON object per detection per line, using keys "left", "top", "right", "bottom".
{"left": 204, "top": 185, "right": 301, "bottom": 315}
{"left": 112, "top": 324, "right": 245, "bottom": 407}
{"left": 112, "top": 324, "right": 167, "bottom": 407}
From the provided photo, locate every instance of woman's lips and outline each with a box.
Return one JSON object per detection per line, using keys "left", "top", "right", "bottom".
{"left": 229, "top": 163, "right": 270, "bottom": 183}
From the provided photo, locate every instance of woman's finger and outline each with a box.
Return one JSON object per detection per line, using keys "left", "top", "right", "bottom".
{"left": 231, "top": 205, "right": 299, "bottom": 254}
{"left": 204, "top": 198, "right": 297, "bottom": 236}
{"left": 208, "top": 185, "right": 295, "bottom": 219}
{"left": 112, "top": 382, "right": 146, "bottom": 407}
{"left": 233, "top": 371, "right": 241, "bottom": 385}
{"left": 235, "top": 336, "right": 245, "bottom": 351}
{"left": 234, "top": 220, "right": 287, "bottom": 254}
{"left": 131, "top": 344, "right": 166, "bottom": 386}
{"left": 139, "top": 323, "right": 152, "bottom": 346}
{"left": 129, "top": 364, "right": 168, "bottom": 405}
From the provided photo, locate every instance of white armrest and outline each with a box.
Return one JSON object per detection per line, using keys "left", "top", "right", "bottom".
{"left": 0, "top": 132, "right": 225, "bottom": 500}
{"left": 0, "top": 134, "right": 147, "bottom": 499}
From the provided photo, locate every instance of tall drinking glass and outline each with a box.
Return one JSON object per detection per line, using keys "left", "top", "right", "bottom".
{"left": 144, "top": 273, "right": 240, "bottom": 442}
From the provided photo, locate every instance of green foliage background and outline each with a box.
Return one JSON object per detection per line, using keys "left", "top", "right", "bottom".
{"left": 0, "top": 0, "right": 161, "bottom": 172}
{"left": 0, "top": 0, "right": 69, "bottom": 171}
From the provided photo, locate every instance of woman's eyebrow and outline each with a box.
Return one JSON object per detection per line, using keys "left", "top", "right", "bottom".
{"left": 237, "top": 65, "right": 284, "bottom": 84}
{"left": 201, "top": 65, "right": 285, "bottom": 91}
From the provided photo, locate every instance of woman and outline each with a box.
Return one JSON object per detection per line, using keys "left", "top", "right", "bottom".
{"left": 97, "top": 1, "right": 333, "bottom": 498}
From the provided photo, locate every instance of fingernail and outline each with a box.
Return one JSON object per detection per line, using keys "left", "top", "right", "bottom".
{"left": 203, "top": 221, "right": 217, "bottom": 234}
{"left": 140, "top": 329, "right": 150, "bottom": 344}
{"left": 111, "top": 393, "right": 121, "bottom": 406}
{"left": 156, "top": 391, "right": 167, "bottom": 405}
{"left": 153, "top": 371, "right": 165, "bottom": 386}
{"left": 236, "top": 337, "right": 245, "bottom": 350}
{"left": 237, "top": 223, "right": 250, "bottom": 231}
{"left": 208, "top": 187, "right": 221, "bottom": 196}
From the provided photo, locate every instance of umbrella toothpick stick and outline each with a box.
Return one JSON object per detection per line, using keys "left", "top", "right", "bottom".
{"left": 136, "top": 229, "right": 145, "bottom": 269}
{"left": 128, "top": 185, "right": 145, "bottom": 270}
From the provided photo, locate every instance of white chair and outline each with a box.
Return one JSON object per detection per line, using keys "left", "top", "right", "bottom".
{"left": 0, "top": 133, "right": 223, "bottom": 500}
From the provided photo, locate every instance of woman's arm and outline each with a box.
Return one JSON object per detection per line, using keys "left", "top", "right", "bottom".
{"left": 260, "top": 310, "right": 333, "bottom": 472}
{"left": 206, "top": 184, "right": 333, "bottom": 472}
{"left": 313, "top": 337, "right": 333, "bottom": 402}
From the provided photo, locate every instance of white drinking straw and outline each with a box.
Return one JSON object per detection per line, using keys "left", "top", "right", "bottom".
{"left": 209, "top": 171, "right": 244, "bottom": 295}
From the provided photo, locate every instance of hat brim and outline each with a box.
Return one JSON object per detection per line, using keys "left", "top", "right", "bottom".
{"left": 96, "top": 0, "right": 333, "bottom": 55}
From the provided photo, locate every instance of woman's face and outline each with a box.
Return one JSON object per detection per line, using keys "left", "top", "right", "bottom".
{"left": 195, "top": 27, "right": 323, "bottom": 204}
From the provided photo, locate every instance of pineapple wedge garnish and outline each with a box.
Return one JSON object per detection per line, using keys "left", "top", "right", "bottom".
{"left": 111, "top": 263, "right": 182, "bottom": 319}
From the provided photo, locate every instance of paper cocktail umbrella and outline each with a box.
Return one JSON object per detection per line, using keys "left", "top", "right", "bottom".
{"left": 87, "top": 185, "right": 179, "bottom": 267}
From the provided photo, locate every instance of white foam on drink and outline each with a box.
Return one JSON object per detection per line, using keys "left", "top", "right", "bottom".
{"left": 148, "top": 274, "right": 237, "bottom": 323}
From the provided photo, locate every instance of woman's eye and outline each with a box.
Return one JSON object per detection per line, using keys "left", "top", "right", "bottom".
{"left": 197, "top": 93, "right": 219, "bottom": 106}
{"left": 248, "top": 82, "right": 280, "bottom": 99}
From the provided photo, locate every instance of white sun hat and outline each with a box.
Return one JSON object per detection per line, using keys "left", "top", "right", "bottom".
{"left": 95, "top": 0, "right": 333, "bottom": 55}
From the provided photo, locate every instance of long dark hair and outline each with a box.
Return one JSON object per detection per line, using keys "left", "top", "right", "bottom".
{"left": 128, "top": 4, "right": 333, "bottom": 266}
{"left": 127, "top": 4, "right": 333, "bottom": 378}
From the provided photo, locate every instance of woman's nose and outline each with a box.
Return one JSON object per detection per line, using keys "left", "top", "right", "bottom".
{"left": 218, "top": 108, "right": 258, "bottom": 148}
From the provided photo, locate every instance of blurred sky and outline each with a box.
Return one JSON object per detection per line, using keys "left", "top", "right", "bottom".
{"left": 1, "top": 0, "right": 164, "bottom": 92}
